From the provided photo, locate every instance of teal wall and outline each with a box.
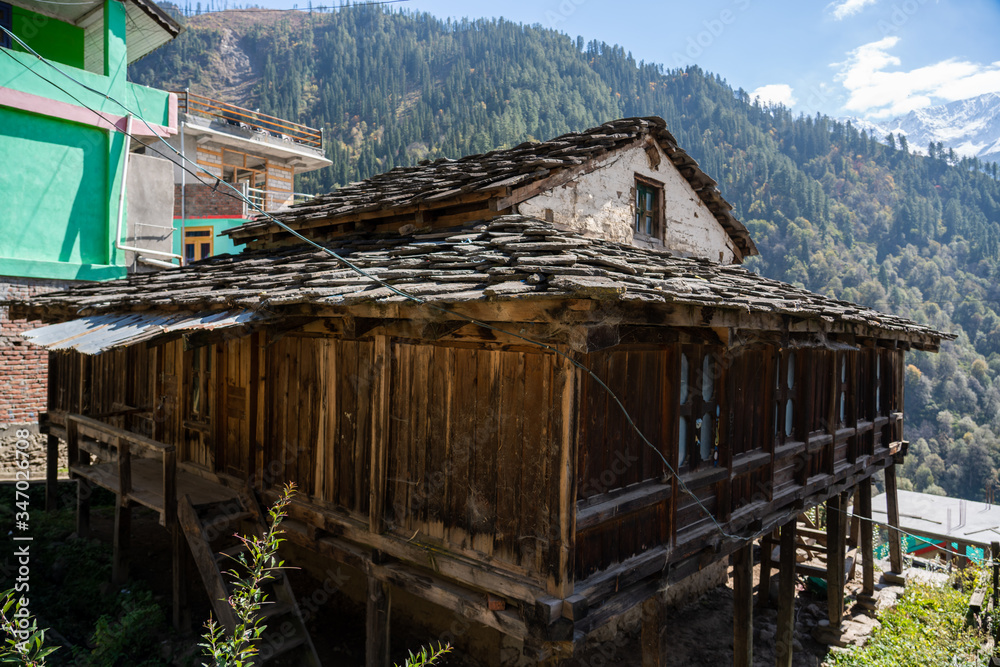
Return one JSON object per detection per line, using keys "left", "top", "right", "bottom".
{"left": 0, "top": 1, "right": 174, "bottom": 281}
{"left": 173, "top": 219, "right": 242, "bottom": 259}
{"left": 12, "top": 7, "right": 84, "bottom": 70}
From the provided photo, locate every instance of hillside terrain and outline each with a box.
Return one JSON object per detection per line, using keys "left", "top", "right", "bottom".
{"left": 133, "top": 5, "right": 1000, "bottom": 502}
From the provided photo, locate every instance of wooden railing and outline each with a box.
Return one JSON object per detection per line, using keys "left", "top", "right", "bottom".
{"left": 174, "top": 90, "right": 323, "bottom": 151}
{"left": 66, "top": 413, "right": 177, "bottom": 526}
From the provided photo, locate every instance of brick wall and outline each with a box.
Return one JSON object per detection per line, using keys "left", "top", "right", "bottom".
{"left": 174, "top": 183, "right": 246, "bottom": 218}
{"left": 0, "top": 277, "right": 75, "bottom": 427}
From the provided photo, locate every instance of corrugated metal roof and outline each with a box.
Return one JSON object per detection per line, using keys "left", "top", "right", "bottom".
{"left": 22, "top": 310, "right": 261, "bottom": 355}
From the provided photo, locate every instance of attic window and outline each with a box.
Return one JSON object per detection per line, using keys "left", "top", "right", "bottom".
{"left": 0, "top": 3, "right": 11, "bottom": 50}
{"left": 634, "top": 176, "right": 663, "bottom": 238}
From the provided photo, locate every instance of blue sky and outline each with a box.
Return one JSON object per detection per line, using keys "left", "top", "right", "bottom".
{"left": 383, "top": 0, "right": 1000, "bottom": 120}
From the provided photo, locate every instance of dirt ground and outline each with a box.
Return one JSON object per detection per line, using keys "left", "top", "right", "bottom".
{"left": 82, "top": 504, "right": 859, "bottom": 666}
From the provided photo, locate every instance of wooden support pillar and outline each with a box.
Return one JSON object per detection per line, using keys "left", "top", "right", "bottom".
{"left": 776, "top": 519, "right": 797, "bottom": 667}
{"left": 758, "top": 531, "right": 774, "bottom": 607}
{"left": 826, "top": 493, "right": 845, "bottom": 628}
{"left": 111, "top": 496, "right": 131, "bottom": 587}
{"left": 733, "top": 543, "right": 754, "bottom": 667}
{"left": 849, "top": 486, "right": 861, "bottom": 550}
{"left": 45, "top": 434, "right": 58, "bottom": 512}
{"left": 858, "top": 478, "right": 875, "bottom": 597}
{"left": 77, "top": 477, "right": 91, "bottom": 539}
{"left": 366, "top": 560, "right": 391, "bottom": 667}
{"left": 171, "top": 525, "right": 190, "bottom": 632}
{"left": 641, "top": 594, "right": 663, "bottom": 667}
{"left": 884, "top": 464, "right": 904, "bottom": 574}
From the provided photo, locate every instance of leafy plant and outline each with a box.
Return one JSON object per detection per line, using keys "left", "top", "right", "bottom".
{"left": 399, "top": 642, "right": 451, "bottom": 667}
{"left": 200, "top": 483, "right": 295, "bottom": 667}
{"left": 828, "top": 569, "right": 988, "bottom": 667}
{"left": 1, "top": 588, "right": 58, "bottom": 666}
{"left": 83, "top": 588, "right": 166, "bottom": 667}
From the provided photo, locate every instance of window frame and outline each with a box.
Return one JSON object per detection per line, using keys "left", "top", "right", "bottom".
{"left": 0, "top": 3, "right": 12, "bottom": 50}
{"left": 633, "top": 175, "right": 664, "bottom": 240}
{"left": 184, "top": 226, "right": 215, "bottom": 262}
{"left": 677, "top": 344, "right": 721, "bottom": 472}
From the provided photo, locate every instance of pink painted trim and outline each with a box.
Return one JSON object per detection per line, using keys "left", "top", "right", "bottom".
{"left": 167, "top": 91, "right": 177, "bottom": 133}
{"left": 174, "top": 215, "right": 247, "bottom": 219}
{"left": 0, "top": 86, "right": 177, "bottom": 137}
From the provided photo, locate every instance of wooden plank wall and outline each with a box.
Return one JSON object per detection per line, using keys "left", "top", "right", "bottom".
{"left": 384, "top": 342, "right": 565, "bottom": 579}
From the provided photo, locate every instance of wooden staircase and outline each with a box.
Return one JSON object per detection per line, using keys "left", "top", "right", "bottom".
{"left": 178, "top": 489, "right": 321, "bottom": 666}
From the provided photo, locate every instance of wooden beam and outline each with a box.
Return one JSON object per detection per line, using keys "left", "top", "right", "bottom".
{"left": 171, "top": 525, "right": 190, "bottom": 632}
{"left": 576, "top": 482, "right": 671, "bottom": 533}
{"left": 884, "top": 464, "right": 904, "bottom": 575}
{"left": 733, "top": 543, "right": 754, "bottom": 667}
{"left": 366, "top": 561, "right": 392, "bottom": 667}
{"left": 826, "top": 493, "right": 846, "bottom": 628}
{"left": 858, "top": 479, "right": 875, "bottom": 597}
{"left": 758, "top": 531, "right": 774, "bottom": 607}
{"left": 552, "top": 352, "right": 577, "bottom": 599}
{"left": 112, "top": 495, "right": 131, "bottom": 586}
{"left": 45, "top": 434, "right": 58, "bottom": 512}
{"left": 776, "top": 520, "right": 797, "bottom": 667}
{"left": 641, "top": 595, "right": 663, "bottom": 667}
{"left": 369, "top": 335, "right": 391, "bottom": 534}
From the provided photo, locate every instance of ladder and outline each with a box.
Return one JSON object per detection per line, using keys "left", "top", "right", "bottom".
{"left": 177, "top": 488, "right": 321, "bottom": 666}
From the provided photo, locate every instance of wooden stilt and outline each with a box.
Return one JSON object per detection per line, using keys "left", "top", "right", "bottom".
{"left": 77, "top": 478, "right": 91, "bottom": 539}
{"left": 733, "top": 543, "right": 754, "bottom": 667}
{"left": 641, "top": 594, "right": 663, "bottom": 667}
{"left": 172, "top": 525, "right": 190, "bottom": 632}
{"left": 884, "top": 464, "right": 904, "bottom": 575}
{"left": 826, "top": 493, "right": 845, "bottom": 629}
{"left": 758, "top": 531, "right": 774, "bottom": 607}
{"left": 776, "top": 519, "right": 797, "bottom": 667}
{"left": 45, "top": 434, "right": 58, "bottom": 512}
{"left": 111, "top": 496, "right": 131, "bottom": 586}
{"left": 366, "top": 564, "right": 391, "bottom": 667}
{"left": 849, "top": 486, "right": 861, "bottom": 550}
{"left": 858, "top": 478, "right": 875, "bottom": 597}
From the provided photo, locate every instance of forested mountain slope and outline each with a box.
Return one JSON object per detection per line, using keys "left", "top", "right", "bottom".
{"left": 133, "top": 5, "right": 1000, "bottom": 501}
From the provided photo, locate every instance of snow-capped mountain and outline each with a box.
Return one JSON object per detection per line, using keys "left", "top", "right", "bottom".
{"left": 843, "top": 92, "right": 1000, "bottom": 164}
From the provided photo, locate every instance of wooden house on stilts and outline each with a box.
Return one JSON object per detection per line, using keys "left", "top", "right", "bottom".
{"left": 10, "top": 117, "right": 952, "bottom": 665}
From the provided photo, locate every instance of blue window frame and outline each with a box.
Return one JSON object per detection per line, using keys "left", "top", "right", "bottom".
{"left": 0, "top": 3, "right": 12, "bottom": 50}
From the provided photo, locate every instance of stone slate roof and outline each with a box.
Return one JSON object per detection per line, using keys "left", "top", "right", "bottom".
{"left": 13, "top": 217, "right": 949, "bottom": 347}
{"left": 224, "top": 116, "right": 758, "bottom": 258}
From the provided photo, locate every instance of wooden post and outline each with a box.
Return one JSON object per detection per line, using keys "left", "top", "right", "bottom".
{"left": 850, "top": 486, "right": 861, "bottom": 549}
{"left": 858, "top": 478, "right": 875, "bottom": 597}
{"left": 111, "top": 495, "right": 131, "bottom": 586}
{"left": 366, "top": 560, "right": 391, "bottom": 667}
{"left": 77, "top": 477, "right": 91, "bottom": 538}
{"left": 758, "top": 531, "right": 774, "bottom": 607}
{"left": 733, "top": 543, "right": 754, "bottom": 667}
{"left": 776, "top": 519, "right": 797, "bottom": 667}
{"left": 884, "top": 464, "right": 904, "bottom": 574}
{"left": 163, "top": 447, "right": 177, "bottom": 528}
{"left": 641, "top": 595, "right": 663, "bottom": 667}
{"left": 172, "top": 525, "right": 190, "bottom": 632}
{"left": 369, "top": 335, "right": 390, "bottom": 534}
{"left": 45, "top": 434, "right": 59, "bottom": 512}
{"left": 826, "top": 493, "right": 845, "bottom": 629}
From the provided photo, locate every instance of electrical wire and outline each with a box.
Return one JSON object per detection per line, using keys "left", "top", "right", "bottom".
{"left": 3, "top": 23, "right": 942, "bottom": 549}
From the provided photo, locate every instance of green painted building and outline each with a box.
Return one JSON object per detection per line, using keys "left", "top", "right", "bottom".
{"left": 0, "top": 0, "right": 180, "bottom": 426}
{"left": 1, "top": 0, "right": 181, "bottom": 282}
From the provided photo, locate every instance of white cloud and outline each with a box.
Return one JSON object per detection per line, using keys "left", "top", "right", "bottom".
{"left": 750, "top": 84, "right": 797, "bottom": 107}
{"left": 829, "top": 0, "right": 878, "bottom": 20}
{"left": 836, "top": 36, "right": 1000, "bottom": 117}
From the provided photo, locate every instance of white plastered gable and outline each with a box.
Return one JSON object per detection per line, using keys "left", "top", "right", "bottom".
{"left": 517, "top": 141, "right": 740, "bottom": 264}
